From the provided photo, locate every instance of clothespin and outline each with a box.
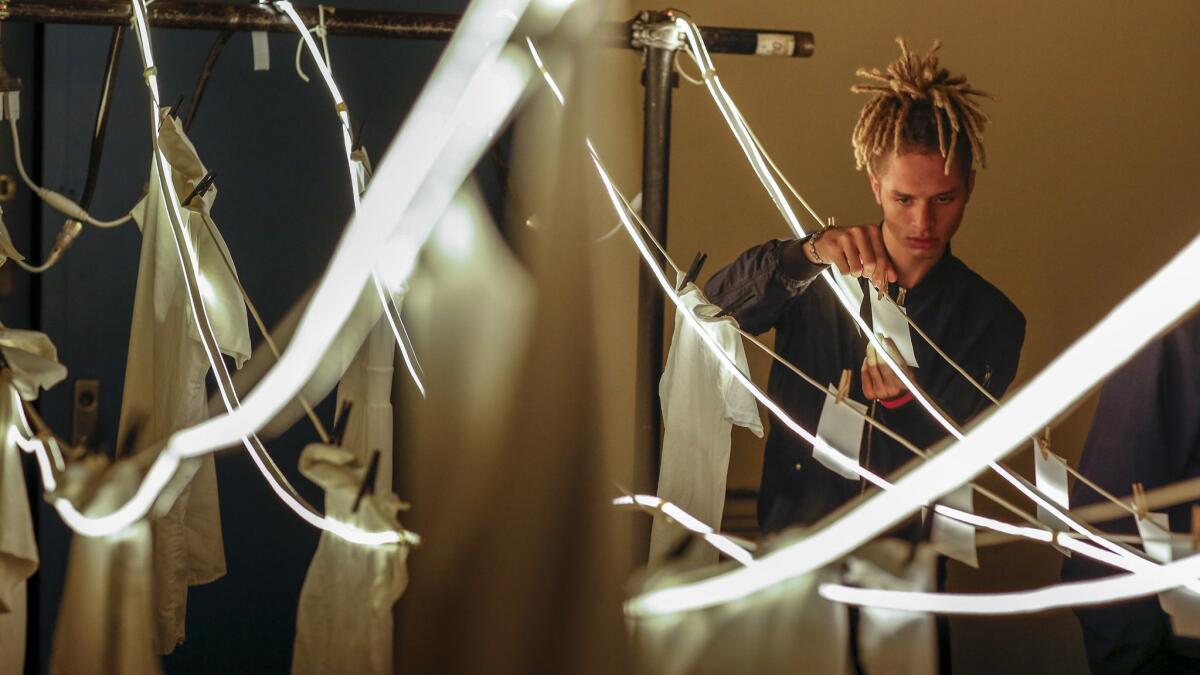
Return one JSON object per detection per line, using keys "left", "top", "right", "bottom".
{"left": 677, "top": 251, "right": 707, "bottom": 291}
{"left": 1037, "top": 427, "right": 1052, "bottom": 461}
{"left": 330, "top": 400, "right": 354, "bottom": 446}
{"left": 351, "top": 119, "right": 367, "bottom": 152}
{"left": 896, "top": 287, "right": 907, "bottom": 307}
{"left": 835, "top": 368, "right": 852, "bottom": 404}
{"left": 351, "top": 450, "right": 382, "bottom": 513}
{"left": 167, "top": 94, "right": 186, "bottom": 118}
{"left": 1192, "top": 505, "right": 1200, "bottom": 550}
{"left": 715, "top": 290, "right": 753, "bottom": 318}
{"left": 1132, "top": 482, "right": 1148, "bottom": 519}
{"left": 182, "top": 172, "right": 216, "bottom": 207}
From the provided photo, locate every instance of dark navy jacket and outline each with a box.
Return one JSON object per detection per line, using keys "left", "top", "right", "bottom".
{"left": 1062, "top": 310, "right": 1200, "bottom": 675}
{"left": 704, "top": 239, "right": 1026, "bottom": 533}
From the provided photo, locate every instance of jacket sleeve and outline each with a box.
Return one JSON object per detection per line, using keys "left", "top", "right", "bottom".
{"left": 702, "top": 239, "right": 826, "bottom": 335}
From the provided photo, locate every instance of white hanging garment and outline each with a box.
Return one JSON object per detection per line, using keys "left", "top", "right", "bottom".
{"left": 650, "top": 283, "right": 762, "bottom": 568}
{"left": 292, "top": 316, "right": 404, "bottom": 675}
{"left": 0, "top": 395, "right": 36, "bottom": 675}
{"left": 0, "top": 205, "right": 26, "bottom": 268}
{"left": 48, "top": 458, "right": 160, "bottom": 675}
{"left": 632, "top": 555, "right": 849, "bottom": 675}
{"left": 119, "top": 110, "right": 251, "bottom": 654}
{"left": 0, "top": 327, "right": 66, "bottom": 675}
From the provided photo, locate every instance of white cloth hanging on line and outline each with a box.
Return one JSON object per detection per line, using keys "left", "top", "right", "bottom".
{"left": 49, "top": 457, "right": 160, "bottom": 675}
{"left": 119, "top": 110, "right": 251, "bottom": 654}
{"left": 292, "top": 315, "right": 404, "bottom": 675}
{"left": 0, "top": 326, "right": 66, "bottom": 675}
{"left": 650, "top": 282, "right": 762, "bottom": 568}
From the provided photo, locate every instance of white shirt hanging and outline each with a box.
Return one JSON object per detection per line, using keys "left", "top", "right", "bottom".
{"left": 293, "top": 316, "right": 405, "bottom": 675}
{"left": 120, "top": 110, "right": 250, "bottom": 654}
{"left": 650, "top": 283, "right": 762, "bottom": 568}
{"left": 49, "top": 458, "right": 160, "bottom": 675}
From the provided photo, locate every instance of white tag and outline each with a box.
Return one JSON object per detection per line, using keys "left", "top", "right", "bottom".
{"left": 870, "top": 290, "right": 918, "bottom": 368}
{"left": 1136, "top": 513, "right": 1175, "bottom": 564}
{"left": 755, "top": 32, "right": 796, "bottom": 56}
{"left": 1034, "top": 440, "right": 1071, "bottom": 529}
{"left": 252, "top": 31, "right": 270, "bottom": 71}
{"left": 813, "top": 385, "right": 867, "bottom": 480}
{"left": 931, "top": 486, "right": 978, "bottom": 568}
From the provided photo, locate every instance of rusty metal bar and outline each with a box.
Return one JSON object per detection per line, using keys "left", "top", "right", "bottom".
{"left": 1, "top": 1, "right": 815, "bottom": 57}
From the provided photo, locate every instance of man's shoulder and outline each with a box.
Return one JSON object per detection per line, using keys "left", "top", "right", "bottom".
{"left": 947, "top": 256, "right": 1026, "bottom": 326}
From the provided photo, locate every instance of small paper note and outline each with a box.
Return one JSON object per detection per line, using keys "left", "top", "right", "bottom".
{"left": 1162, "top": 588, "right": 1200, "bottom": 639}
{"left": 1136, "top": 512, "right": 1175, "bottom": 564}
{"left": 252, "top": 31, "right": 270, "bottom": 71}
{"left": 1034, "top": 440, "right": 1071, "bottom": 529}
{"left": 931, "top": 485, "right": 978, "bottom": 568}
{"left": 870, "top": 290, "right": 918, "bottom": 367}
{"left": 813, "top": 384, "right": 868, "bottom": 480}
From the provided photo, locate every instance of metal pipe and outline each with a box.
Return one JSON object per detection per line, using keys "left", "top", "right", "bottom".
{"left": 79, "top": 25, "right": 122, "bottom": 209}
{"left": 184, "top": 29, "right": 233, "bottom": 133}
{"left": 2, "top": 2, "right": 814, "bottom": 57}
{"left": 632, "top": 20, "right": 677, "bottom": 493}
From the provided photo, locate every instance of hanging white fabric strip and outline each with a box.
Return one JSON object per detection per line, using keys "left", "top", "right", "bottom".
{"left": 650, "top": 283, "right": 761, "bottom": 568}
{"left": 120, "top": 110, "right": 250, "bottom": 654}
{"left": 293, "top": 311, "right": 402, "bottom": 674}
{"left": 49, "top": 460, "right": 160, "bottom": 675}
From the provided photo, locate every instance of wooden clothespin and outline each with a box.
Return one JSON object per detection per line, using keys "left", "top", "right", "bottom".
{"left": 896, "top": 287, "right": 907, "bottom": 307}
{"left": 835, "top": 368, "right": 852, "bottom": 404}
{"left": 1132, "top": 482, "right": 1148, "bottom": 519}
{"left": 330, "top": 400, "right": 354, "bottom": 447}
{"left": 351, "top": 449, "right": 382, "bottom": 513}
{"left": 1037, "top": 427, "right": 1052, "bottom": 461}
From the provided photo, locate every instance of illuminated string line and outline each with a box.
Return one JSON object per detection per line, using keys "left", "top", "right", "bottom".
{"left": 628, "top": 233, "right": 1200, "bottom": 616}
{"left": 821, "top": 534, "right": 1200, "bottom": 615}
{"left": 275, "top": 0, "right": 427, "bottom": 398}
{"left": 66, "top": 0, "right": 415, "bottom": 547}
{"left": 29, "top": 0, "right": 540, "bottom": 540}
{"left": 670, "top": 15, "right": 1157, "bottom": 572}
{"left": 613, "top": 495, "right": 755, "bottom": 566}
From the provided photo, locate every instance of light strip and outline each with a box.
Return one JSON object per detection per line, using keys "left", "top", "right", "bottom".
{"left": 274, "top": 1, "right": 427, "bottom": 398}
{"left": 820, "top": 537, "right": 1200, "bottom": 615}
{"left": 628, "top": 233, "right": 1200, "bottom": 615}
{"left": 24, "top": 0, "right": 541, "bottom": 540}
{"left": 613, "top": 495, "right": 755, "bottom": 566}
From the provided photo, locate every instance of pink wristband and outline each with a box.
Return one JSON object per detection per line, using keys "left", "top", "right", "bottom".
{"left": 880, "top": 392, "right": 915, "bottom": 409}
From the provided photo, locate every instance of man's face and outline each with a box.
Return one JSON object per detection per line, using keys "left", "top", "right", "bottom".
{"left": 869, "top": 152, "right": 975, "bottom": 266}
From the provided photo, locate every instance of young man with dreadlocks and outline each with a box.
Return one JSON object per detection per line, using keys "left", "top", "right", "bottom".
{"left": 704, "top": 39, "right": 1026, "bottom": 672}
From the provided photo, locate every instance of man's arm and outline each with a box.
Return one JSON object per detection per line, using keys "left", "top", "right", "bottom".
{"left": 704, "top": 226, "right": 896, "bottom": 335}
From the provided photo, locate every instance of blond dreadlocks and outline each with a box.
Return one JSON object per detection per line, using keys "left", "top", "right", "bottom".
{"left": 851, "top": 37, "right": 992, "bottom": 176}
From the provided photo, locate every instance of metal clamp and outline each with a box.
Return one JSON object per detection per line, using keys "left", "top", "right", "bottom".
{"left": 631, "top": 11, "right": 683, "bottom": 51}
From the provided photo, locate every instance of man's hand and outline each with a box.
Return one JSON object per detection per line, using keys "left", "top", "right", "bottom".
{"left": 861, "top": 337, "right": 912, "bottom": 401}
{"left": 804, "top": 224, "right": 898, "bottom": 288}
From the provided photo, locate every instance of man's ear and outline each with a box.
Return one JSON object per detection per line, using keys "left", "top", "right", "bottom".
{"left": 965, "top": 169, "right": 976, "bottom": 201}
{"left": 868, "top": 170, "right": 883, "bottom": 206}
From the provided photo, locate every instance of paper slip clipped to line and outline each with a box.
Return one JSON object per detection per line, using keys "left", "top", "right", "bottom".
{"left": 930, "top": 485, "right": 979, "bottom": 568}
{"left": 869, "top": 289, "right": 918, "bottom": 368}
{"left": 1136, "top": 513, "right": 1200, "bottom": 639}
{"left": 814, "top": 384, "right": 868, "bottom": 480}
{"left": 1034, "top": 438, "right": 1071, "bottom": 529}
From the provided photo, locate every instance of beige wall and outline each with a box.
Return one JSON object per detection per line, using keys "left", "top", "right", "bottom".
{"left": 591, "top": 1, "right": 1200, "bottom": 673}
